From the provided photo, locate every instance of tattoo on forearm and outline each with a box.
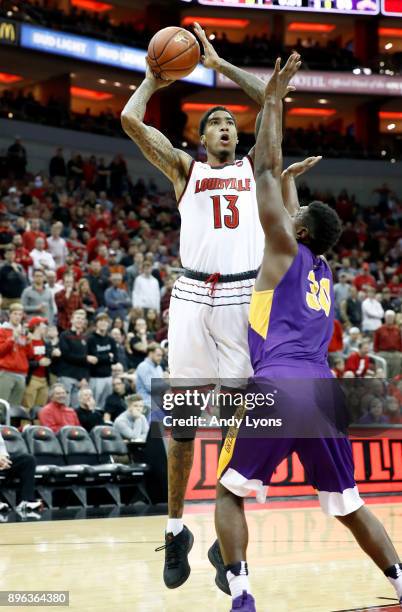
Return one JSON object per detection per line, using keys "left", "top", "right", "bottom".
{"left": 218, "top": 59, "right": 265, "bottom": 106}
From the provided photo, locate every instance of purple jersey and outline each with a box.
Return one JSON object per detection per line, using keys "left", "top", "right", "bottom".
{"left": 248, "top": 243, "right": 334, "bottom": 373}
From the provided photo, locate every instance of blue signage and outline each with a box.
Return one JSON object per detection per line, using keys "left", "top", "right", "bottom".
{"left": 20, "top": 24, "right": 214, "bottom": 87}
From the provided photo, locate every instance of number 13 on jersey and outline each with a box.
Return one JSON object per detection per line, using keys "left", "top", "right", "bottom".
{"left": 306, "top": 270, "right": 331, "bottom": 317}
{"left": 211, "top": 195, "right": 240, "bottom": 229}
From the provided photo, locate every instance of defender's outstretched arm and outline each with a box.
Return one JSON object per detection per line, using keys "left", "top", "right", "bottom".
{"left": 254, "top": 55, "right": 300, "bottom": 251}
{"left": 282, "top": 157, "right": 322, "bottom": 216}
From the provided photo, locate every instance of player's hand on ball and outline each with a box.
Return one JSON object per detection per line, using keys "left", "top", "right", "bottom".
{"left": 145, "top": 58, "right": 176, "bottom": 89}
{"left": 265, "top": 53, "right": 301, "bottom": 100}
{"left": 193, "top": 22, "right": 221, "bottom": 70}
{"left": 283, "top": 156, "right": 322, "bottom": 178}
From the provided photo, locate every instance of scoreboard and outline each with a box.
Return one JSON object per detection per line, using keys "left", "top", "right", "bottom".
{"left": 382, "top": 0, "right": 402, "bottom": 15}
{"left": 184, "top": 0, "right": 380, "bottom": 15}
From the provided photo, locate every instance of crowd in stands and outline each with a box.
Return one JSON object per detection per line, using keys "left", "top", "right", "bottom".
{"left": 0, "top": 140, "right": 400, "bottom": 437}
{"left": 2, "top": 91, "right": 399, "bottom": 161}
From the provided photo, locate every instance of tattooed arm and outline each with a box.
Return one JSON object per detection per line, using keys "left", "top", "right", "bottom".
{"left": 121, "top": 64, "right": 193, "bottom": 201}
{"left": 194, "top": 22, "right": 265, "bottom": 106}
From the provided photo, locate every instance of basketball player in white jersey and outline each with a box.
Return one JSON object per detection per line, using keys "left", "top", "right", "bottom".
{"left": 121, "top": 27, "right": 312, "bottom": 590}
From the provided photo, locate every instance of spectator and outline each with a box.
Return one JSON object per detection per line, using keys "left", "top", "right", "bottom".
{"left": 341, "top": 285, "right": 362, "bottom": 328}
{"left": 39, "top": 383, "right": 80, "bottom": 432}
{"left": 334, "top": 273, "right": 350, "bottom": 312}
{"left": 0, "top": 429, "right": 41, "bottom": 514}
{"left": 132, "top": 261, "right": 161, "bottom": 312}
{"left": 358, "top": 398, "right": 389, "bottom": 424}
{"left": 104, "top": 272, "right": 131, "bottom": 320}
{"left": 12, "top": 233, "right": 33, "bottom": 273}
{"left": 55, "top": 273, "right": 83, "bottom": 331}
{"left": 22, "top": 317, "right": 50, "bottom": 412}
{"left": 77, "top": 277, "right": 98, "bottom": 322}
{"left": 328, "top": 319, "right": 343, "bottom": 359}
{"left": 114, "top": 394, "right": 149, "bottom": 442}
{"left": 56, "top": 252, "right": 82, "bottom": 283}
{"left": 373, "top": 310, "right": 402, "bottom": 379}
{"left": 384, "top": 396, "right": 402, "bottom": 424}
{"left": 47, "top": 325, "right": 61, "bottom": 384}
{"left": 126, "top": 318, "right": 152, "bottom": 369}
{"left": 362, "top": 287, "right": 384, "bottom": 334}
{"left": 22, "top": 218, "right": 46, "bottom": 253}
{"left": 76, "top": 386, "right": 104, "bottom": 432}
{"left": 354, "top": 263, "right": 376, "bottom": 291}
{"left": 135, "top": 344, "right": 166, "bottom": 418}
{"left": 104, "top": 377, "right": 128, "bottom": 422}
{"left": 0, "top": 303, "right": 29, "bottom": 409}
{"left": 29, "top": 236, "right": 56, "bottom": 280}
{"left": 47, "top": 222, "right": 68, "bottom": 267}
{"left": 86, "top": 259, "right": 108, "bottom": 307}
{"left": 87, "top": 312, "right": 118, "bottom": 409}
{"left": 0, "top": 245, "right": 27, "bottom": 308}
{"left": 7, "top": 137, "right": 27, "bottom": 179}
{"left": 111, "top": 362, "right": 136, "bottom": 392}
{"left": 345, "top": 340, "right": 371, "bottom": 377}
{"left": 21, "top": 268, "right": 55, "bottom": 323}
{"left": 155, "top": 309, "right": 169, "bottom": 343}
{"left": 126, "top": 252, "right": 144, "bottom": 292}
{"left": 58, "top": 309, "right": 89, "bottom": 408}
{"left": 110, "top": 327, "right": 128, "bottom": 370}
{"left": 331, "top": 356, "right": 345, "bottom": 379}
{"left": 49, "top": 147, "right": 66, "bottom": 182}
{"left": 343, "top": 327, "right": 361, "bottom": 357}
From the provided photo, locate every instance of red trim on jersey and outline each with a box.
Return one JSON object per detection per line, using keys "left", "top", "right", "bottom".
{"left": 177, "top": 159, "right": 195, "bottom": 207}
{"left": 207, "top": 157, "right": 246, "bottom": 169}
{"left": 246, "top": 154, "right": 254, "bottom": 172}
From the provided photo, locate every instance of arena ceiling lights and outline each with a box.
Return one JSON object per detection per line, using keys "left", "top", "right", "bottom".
{"left": 70, "top": 86, "right": 114, "bottom": 101}
{"left": 71, "top": 0, "right": 113, "bottom": 12}
{"left": 0, "top": 72, "right": 22, "bottom": 83}
{"left": 182, "top": 102, "right": 250, "bottom": 112}
{"left": 181, "top": 16, "right": 250, "bottom": 29}
{"left": 288, "top": 107, "right": 337, "bottom": 117}
{"left": 288, "top": 23, "right": 336, "bottom": 33}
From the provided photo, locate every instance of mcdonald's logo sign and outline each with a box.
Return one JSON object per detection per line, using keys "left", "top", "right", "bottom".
{"left": 0, "top": 20, "right": 19, "bottom": 45}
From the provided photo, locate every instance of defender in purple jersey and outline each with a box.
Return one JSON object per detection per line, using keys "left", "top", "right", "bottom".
{"left": 212, "top": 55, "right": 402, "bottom": 612}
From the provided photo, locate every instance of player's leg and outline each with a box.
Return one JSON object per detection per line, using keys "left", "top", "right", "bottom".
{"left": 299, "top": 436, "right": 402, "bottom": 606}
{"left": 159, "top": 287, "right": 218, "bottom": 588}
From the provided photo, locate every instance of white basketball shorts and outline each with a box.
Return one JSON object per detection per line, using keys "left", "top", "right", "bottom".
{"left": 168, "top": 275, "right": 254, "bottom": 384}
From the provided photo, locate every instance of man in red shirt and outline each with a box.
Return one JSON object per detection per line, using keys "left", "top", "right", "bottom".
{"left": 353, "top": 263, "right": 376, "bottom": 292}
{"left": 345, "top": 340, "right": 371, "bottom": 377}
{"left": 55, "top": 273, "right": 83, "bottom": 331}
{"left": 328, "top": 319, "right": 343, "bottom": 358}
{"left": 22, "top": 317, "right": 50, "bottom": 411}
{"left": 0, "top": 303, "right": 29, "bottom": 408}
{"left": 374, "top": 310, "right": 402, "bottom": 379}
{"left": 39, "top": 383, "right": 80, "bottom": 432}
{"left": 22, "top": 218, "right": 47, "bottom": 252}
{"left": 12, "top": 234, "right": 33, "bottom": 273}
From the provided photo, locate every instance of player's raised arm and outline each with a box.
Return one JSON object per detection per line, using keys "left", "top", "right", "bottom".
{"left": 194, "top": 22, "right": 265, "bottom": 106}
{"left": 254, "top": 54, "right": 300, "bottom": 252}
{"left": 120, "top": 63, "right": 192, "bottom": 199}
{"left": 281, "top": 156, "right": 322, "bottom": 216}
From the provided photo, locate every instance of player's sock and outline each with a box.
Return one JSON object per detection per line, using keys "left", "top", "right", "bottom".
{"left": 166, "top": 518, "right": 183, "bottom": 537}
{"left": 384, "top": 563, "right": 402, "bottom": 598}
{"left": 226, "top": 561, "right": 250, "bottom": 599}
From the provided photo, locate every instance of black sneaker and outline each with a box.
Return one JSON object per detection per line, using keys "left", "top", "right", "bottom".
{"left": 207, "top": 539, "right": 230, "bottom": 595}
{"left": 156, "top": 525, "right": 194, "bottom": 589}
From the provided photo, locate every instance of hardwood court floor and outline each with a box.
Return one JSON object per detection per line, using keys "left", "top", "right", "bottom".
{"left": 1, "top": 499, "right": 402, "bottom": 612}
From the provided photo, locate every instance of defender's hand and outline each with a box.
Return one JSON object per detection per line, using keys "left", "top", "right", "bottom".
{"left": 145, "top": 58, "right": 176, "bottom": 89}
{"left": 265, "top": 53, "right": 301, "bottom": 100}
{"left": 193, "top": 22, "right": 221, "bottom": 70}
{"left": 282, "top": 156, "right": 322, "bottom": 179}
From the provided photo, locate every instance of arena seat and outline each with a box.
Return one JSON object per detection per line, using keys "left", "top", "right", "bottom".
{"left": 90, "top": 425, "right": 150, "bottom": 479}
{"left": 0, "top": 425, "right": 29, "bottom": 508}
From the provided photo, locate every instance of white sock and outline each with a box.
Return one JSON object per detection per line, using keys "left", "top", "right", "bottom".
{"left": 166, "top": 518, "right": 183, "bottom": 537}
{"left": 226, "top": 561, "right": 250, "bottom": 599}
{"left": 384, "top": 563, "right": 402, "bottom": 599}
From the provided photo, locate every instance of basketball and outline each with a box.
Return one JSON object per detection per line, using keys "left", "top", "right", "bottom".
{"left": 147, "top": 26, "right": 200, "bottom": 81}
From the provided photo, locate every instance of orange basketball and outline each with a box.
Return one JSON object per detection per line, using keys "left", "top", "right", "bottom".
{"left": 147, "top": 26, "right": 200, "bottom": 81}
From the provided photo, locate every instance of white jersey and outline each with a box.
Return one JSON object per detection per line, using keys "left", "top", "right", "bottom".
{"left": 178, "top": 156, "right": 264, "bottom": 274}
